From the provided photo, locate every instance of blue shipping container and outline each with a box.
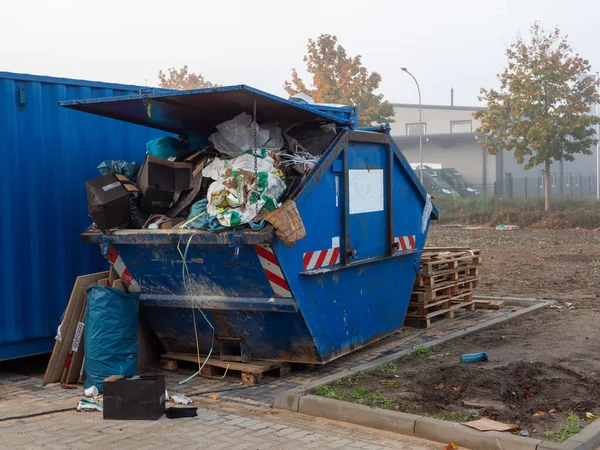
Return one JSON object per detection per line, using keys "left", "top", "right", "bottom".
{"left": 0, "top": 72, "right": 165, "bottom": 360}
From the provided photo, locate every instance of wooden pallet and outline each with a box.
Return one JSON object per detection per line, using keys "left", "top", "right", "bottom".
{"left": 420, "top": 256, "right": 481, "bottom": 276}
{"left": 414, "top": 266, "right": 479, "bottom": 289}
{"left": 420, "top": 250, "right": 481, "bottom": 276}
{"left": 160, "top": 353, "right": 291, "bottom": 385}
{"left": 411, "top": 277, "right": 479, "bottom": 302}
{"left": 423, "top": 246, "right": 476, "bottom": 253}
{"left": 408, "top": 291, "right": 473, "bottom": 315}
{"left": 405, "top": 295, "right": 475, "bottom": 328}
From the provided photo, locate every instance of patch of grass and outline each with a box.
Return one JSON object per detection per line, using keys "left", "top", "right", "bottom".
{"left": 546, "top": 413, "right": 582, "bottom": 442}
{"left": 314, "top": 384, "right": 337, "bottom": 398}
{"left": 592, "top": 259, "right": 600, "bottom": 267}
{"left": 349, "top": 387, "right": 368, "bottom": 400}
{"left": 384, "top": 380, "right": 402, "bottom": 388}
{"left": 364, "top": 392, "right": 394, "bottom": 406}
{"left": 412, "top": 345, "right": 433, "bottom": 358}
{"left": 374, "top": 362, "right": 399, "bottom": 373}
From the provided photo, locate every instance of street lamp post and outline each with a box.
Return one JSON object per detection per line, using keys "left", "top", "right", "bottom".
{"left": 401, "top": 67, "right": 423, "bottom": 183}
{"left": 596, "top": 72, "right": 599, "bottom": 200}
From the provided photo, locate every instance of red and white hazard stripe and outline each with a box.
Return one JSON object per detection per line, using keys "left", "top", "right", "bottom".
{"left": 254, "top": 245, "right": 292, "bottom": 298}
{"left": 394, "top": 235, "right": 416, "bottom": 252}
{"left": 303, "top": 247, "right": 341, "bottom": 271}
{"left": 105, "top": 245, "right": 141, "bottom": 293}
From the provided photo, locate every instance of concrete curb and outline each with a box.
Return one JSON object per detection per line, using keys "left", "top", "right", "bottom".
{"left": 474, "top": 295, "right": 555, "bottom": 307}
{"left": 274, "top": 299, "right": 552, "bottom": 412}
{"left": 563, "top": 416, "right": 600, "bottom": 450}
{"left": 298, "top": 396, "right": 600, "bottom": 450}
{"left": 299, "top": 395, "right": 420, "bottom": 436}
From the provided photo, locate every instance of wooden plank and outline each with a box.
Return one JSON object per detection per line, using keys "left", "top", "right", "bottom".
{"left": 411, "top": 278, "right": 478, "bottom": 302}
{"left": 162, "top": 353, "right": 282, "bottom": 374}
{"left": 420, "top": 256, "right": 481, "bottom": 275}
{"left": 423, "top": 246, "right": 475, "bottom": 252}
{"left": 475, "top": 299, "right": 505, "bottom": 309}
{"left": 414, "top": 267, "right": 479, "bottom": 289}
{"left": 409, "top": 292, "right": 474, "bottom": 314}
{"left": 61, "top": 301, "right": 87, "bottom": 384}
{"left": 421, "top": 248, "right": 481, "bottom": 257}
{"left": 416, "top": 265, "right": 478, "bottom": 281}
{"left": 161, "top": 359, "right": 178, "bottom": 370}
{"left": 406, "top": 298, "right": 475, "bottom": 320}
{"left": 462, "top": 418, "right": 518, "bottom": 432}
{"left": 108, "top": 266, "right": 118, "bottom": 286}
{"left": 66, "top": 296, "right": 88, "bottom": 384}
{"left": 112, "top": 279, "right": 127, "bottom": 292}
{"left": 408, "top": 298, "right": 450, "bottom": 313}
{"left": 43, "top": 271, "right": 108, "bottom": 385}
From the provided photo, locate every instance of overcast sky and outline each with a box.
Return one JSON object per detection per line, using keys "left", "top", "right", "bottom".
{"left": 1, "top": 0, "right": 598, "bottom": 107}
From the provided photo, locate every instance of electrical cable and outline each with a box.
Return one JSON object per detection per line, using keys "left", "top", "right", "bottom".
{"left": 176, "top": 233, "right": 216, "bottom": 385}
{"left": 0, "top": 407, "right": 74, "bottom": 422}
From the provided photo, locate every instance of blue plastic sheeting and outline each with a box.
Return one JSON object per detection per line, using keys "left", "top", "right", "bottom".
{"left": 84, "top": 286, "right": 139, "bottom": 391}
{"left": 0, "top": 72, "right": 167, "bottom": 360}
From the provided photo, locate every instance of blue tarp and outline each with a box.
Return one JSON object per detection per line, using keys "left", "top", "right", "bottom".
{"left": 84, "top": 285, "right": 139, "bottom": 392}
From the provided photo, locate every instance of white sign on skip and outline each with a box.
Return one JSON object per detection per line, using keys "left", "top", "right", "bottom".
{"left": 348, "top": 169, "right": 384, "bottom": 214}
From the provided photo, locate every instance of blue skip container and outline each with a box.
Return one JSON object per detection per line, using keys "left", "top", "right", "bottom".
{"left": 64, "top": 85, "right": 439, "bottom": 364}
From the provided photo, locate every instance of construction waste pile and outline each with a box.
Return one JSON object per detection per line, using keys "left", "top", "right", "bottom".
{"left": 86, "top": 112, "right": 336, "bottom": 239}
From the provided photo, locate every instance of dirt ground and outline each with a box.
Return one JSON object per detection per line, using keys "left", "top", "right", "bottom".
{"left": 321, "top": 225, "right": 600, "bottom": 441}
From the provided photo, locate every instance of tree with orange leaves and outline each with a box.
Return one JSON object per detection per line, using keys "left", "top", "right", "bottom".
{"left": 285, "top": 34, "right": 394, "bottom": 127}
{"left": 475, "top": 23, "right": 599, "bottom": 211}
{"left": 158, "top": 65, "right": 215, "bottom": 90}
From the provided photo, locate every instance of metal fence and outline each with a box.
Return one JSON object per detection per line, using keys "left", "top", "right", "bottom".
{"left": 496, "top": 174, "right": 598, "bottom": 198}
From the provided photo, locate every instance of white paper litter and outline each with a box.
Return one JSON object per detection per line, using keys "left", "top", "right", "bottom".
{"left": 421, "top": 194, "right": 433, "bottom": 233}
{"left": 170, "top": 395, "right": 193, "bottom": 405}
{"left": 77, "top": 398, "right": 103, "bottom": 412}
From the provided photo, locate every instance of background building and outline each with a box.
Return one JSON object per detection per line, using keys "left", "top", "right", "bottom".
{"left": 392, "top": 102, "right": 598, "bottom": 198}
{"left": 391, "top": 103, "right": 494, "bottom": 194}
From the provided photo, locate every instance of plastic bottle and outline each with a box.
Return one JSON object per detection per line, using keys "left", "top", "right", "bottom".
{"left": 460, "top": 352, "right": 489, "bottom": 363}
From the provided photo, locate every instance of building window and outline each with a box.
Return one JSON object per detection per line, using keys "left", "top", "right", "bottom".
{"left": 450, "top": 120, "right": 472, "bottom": 133}
{"left": 406, "top": 123, "right": 426, "bottom": 136}
{"left": 565, "top": 173, "right": 571, "bottom": 187}
{"left": 575, "top": 173, "right": 581, "bottom": 186}
{"left": 539, "top": 172, "right": 544, "bottom": 188}
{"left": 592, "top": 174, "right": 595, "bottom": 187}
{"left": 551, "top": 172, "right": 556, "bottom": 187}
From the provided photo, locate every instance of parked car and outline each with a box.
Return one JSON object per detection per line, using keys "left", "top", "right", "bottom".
{"left": 420, "top": 167, "right": 460, "bottom": 197}
{"left": 439, "top": 168, "right": 481, "bottom": 197}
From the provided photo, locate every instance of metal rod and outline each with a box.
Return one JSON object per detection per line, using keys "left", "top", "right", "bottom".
{"left": 596, "top": 72, "right": 599, "bottom": 200}
{"left": 401, "top": 68, "right": 423, "bottom": 182}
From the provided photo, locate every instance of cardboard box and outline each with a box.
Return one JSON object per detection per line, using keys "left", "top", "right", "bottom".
{"left": 103, "top": 375, "right": 165, "bottom": 420}
{"left": 137, "top": 155, "right": 193, "bottom": 214}
{"left": 86, "top": 174, "right": 139, "bottom": 232}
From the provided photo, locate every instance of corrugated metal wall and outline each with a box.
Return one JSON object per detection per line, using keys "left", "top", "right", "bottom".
{"left": 0, "top": 72, "right": 165, "bottom": 360}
